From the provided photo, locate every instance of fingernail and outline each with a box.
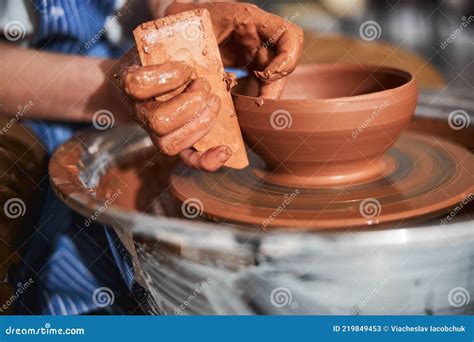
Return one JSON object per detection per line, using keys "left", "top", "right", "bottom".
{"left": 254, "top": 70, "right": 272, "bottom": 83}
{"left": 218, "top": 147, "right": 232, "bottom": 162}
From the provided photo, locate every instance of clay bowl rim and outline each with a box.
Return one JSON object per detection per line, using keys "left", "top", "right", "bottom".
{"left": 231, "top": 63, "right": 415, "bottom": 105}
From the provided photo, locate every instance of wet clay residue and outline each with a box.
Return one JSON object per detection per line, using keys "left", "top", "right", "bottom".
{"left": 132, "top": 9, "right": 249, "bottom": 169}
{"left": 223, "top": 72, "right": 237, "bottom": 92}
{"left": 169, "top": 132, "right": 474, "bottom": 229}
{"left": 123, "top": 61, "right": 197, "bottom": 102}
{"left": 95, "top": 149, "right": 179, "bottom": 216}
{"left": 167, "top": 2, "right": 305, "bottom": 99}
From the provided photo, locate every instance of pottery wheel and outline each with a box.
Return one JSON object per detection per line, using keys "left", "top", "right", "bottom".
{"left": 170, "top": 132, "right": 474, "bottom": 230}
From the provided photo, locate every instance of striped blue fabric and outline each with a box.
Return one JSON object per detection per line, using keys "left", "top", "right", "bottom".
{"left": 13, "top": 0, "right": 136, "bottom": 315}
{"left": 32, "top": 0, "right": 117, "bottom": 55}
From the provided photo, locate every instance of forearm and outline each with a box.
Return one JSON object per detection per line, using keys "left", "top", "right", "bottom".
{"left": 0, "top": 43, "right": 126, "bottom": 122}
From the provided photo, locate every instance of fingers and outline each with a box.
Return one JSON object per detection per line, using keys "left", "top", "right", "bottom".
{"left": 124, "top": 61, "right": 197, "bottom": 100}
{"left": 254, "top": 46, "right": 285, "bottom": 98}
{"left": 134, "top": 78, "right": 212, "bottom": 135}
{"left": 115, "top": 48, "right": 140, "bottom": 91}
{"left": 179, "top": 145, "right": 232, "bottom": 172}
{"left": 153, "top": 94, "right": 221, "bottom": 156}
{"left": 259, "top": 78, "right": 286, "bottom": 99}
{"left": 255, "top": 24, "right": 304, "bottom": 84}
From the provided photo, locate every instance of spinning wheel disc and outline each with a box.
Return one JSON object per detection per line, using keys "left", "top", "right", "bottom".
{"left": 170, "top": 133, "right": 474, "bottom": 230}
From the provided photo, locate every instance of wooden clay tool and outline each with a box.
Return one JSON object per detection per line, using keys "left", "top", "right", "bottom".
{"left": 133, "top": 9, "right": 249, "bottom": 169}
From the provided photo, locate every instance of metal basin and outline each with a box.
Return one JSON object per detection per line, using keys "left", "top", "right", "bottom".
{"left": 49, "top": 124, "right": 473, "bottom": 315}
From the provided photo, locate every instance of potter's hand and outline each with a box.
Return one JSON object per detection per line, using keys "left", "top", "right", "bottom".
{"left": 118, "top": 48, "right": 232, "bottom": 171}
{"left": 166, "top": 2, "right": 304, "bottom": 99}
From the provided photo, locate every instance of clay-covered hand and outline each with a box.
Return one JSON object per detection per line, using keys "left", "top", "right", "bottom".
{"left": 117, "top": 48, "right": 232, "bottom": 171}
{"left": 165, "top": 2, "right": 304, "bottom": 99}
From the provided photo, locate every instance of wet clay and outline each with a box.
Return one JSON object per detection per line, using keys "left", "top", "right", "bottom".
{"left": 123, "top": 61, "right": 197, "bottom": 102}
{"left": 133, "top": 9, "right": 249, "bottom": 169}
{"left": 232, "top": 63, "right": 419, "bottom": 187}
{"left": 170, "top": 132, "right": 474, "bottom": 229}
{"left": 168, "top": 63, "right": 474, "bottom": 229}
{"left": 96, "top": 150, "right": 178, "bottom": 216}
{"left": 167, "top": 2, "right": 304, "bottom": 99}
{"left": 47, "top": 126, "right": 473, "bottom": 232}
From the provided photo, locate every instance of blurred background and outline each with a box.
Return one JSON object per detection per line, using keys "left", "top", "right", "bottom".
{"left": 111, "top": 0, "right": 473, "bottom": 87}
{"left": 249, "top": 0, "right": 473, "bottom": 87}
{"left": 4, "top": 0, "right": 469, "bottom": 86}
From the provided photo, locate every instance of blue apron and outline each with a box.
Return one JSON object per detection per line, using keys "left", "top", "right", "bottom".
{"left": 13, "top": 0, "right": 135, "bottom": 315}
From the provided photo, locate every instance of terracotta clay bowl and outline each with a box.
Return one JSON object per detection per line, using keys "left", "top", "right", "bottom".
{"left": 232, "top": 64, "right": 418, "bottom": 187}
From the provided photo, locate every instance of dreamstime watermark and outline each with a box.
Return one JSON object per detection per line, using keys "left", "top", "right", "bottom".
{"left": 181, "top": 198, "right": 204, "bottom": 219}
{"left": 440, "top": 193, "right": 473, "bottom": 226}
{"left": 174, "top": 278, "right": 213, "bottom": 314}
{"left": 262, "top": 189, "right": 300, "bottom": 228}
{"left": 352, "top": 100, "right": 389, "bottom": 138}
{"left": 5, "top": 323, "right": 85, "bottom": 336}
{"left": 359, "top": 20, "right": 382, "bottom": 41}
{"left": 3, "top": 21, "right": 26, "bottom": 41}
{"left": 0, "top": 278, "right": 34, "bottom": 313}
{"left": 182, "top": 20, "right": 202, "bottom": 41}
{"left": 448, "top": 109, "right": 470, "bottom": 130}
{"left": 270, "top": 287, "right": 293, "bottom": 308}
{"left": 270, "top": 109, "right": 292, "bottom": 131}
{"left": 84, "top": 12, "right": 123, "bottom": 50}
{"left": 92, "top": 287, "right": 115, "bottom": 308}
{"left": 440, "top": 16, "right": 474, "bottom": 49}
{"left": 359, "top": 198, "right": 382, "bottom": 219}
{"left": 161, "top": 98, "right": 214, "bottom": 154}
{"left": 352, "top": 277, "right": 389, "bottom": 314}
{"left": 92, "top": 109, "right": 115, "bottom": 130}
{"left": 0, "top": 101, "right": 34, "bottom": 135}
{"left": 261, "top": 12, "right": 300, "bottom": 49}
{"left": 448, "top": 287, "right": 470, "bottom": 308}
{"left": 84, "top": 189, "right": 122, "bottom": 227}
{"left": 3, "top": 198, "right": 26, "bottom": 219}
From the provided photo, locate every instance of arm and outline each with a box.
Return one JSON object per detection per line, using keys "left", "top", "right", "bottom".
{"left": 0, "top": 43, "right": 128, "bottom": 122}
